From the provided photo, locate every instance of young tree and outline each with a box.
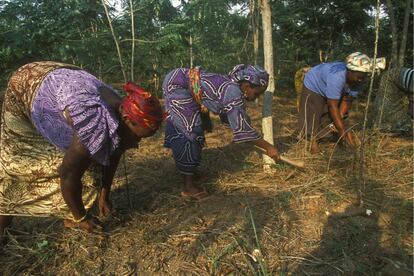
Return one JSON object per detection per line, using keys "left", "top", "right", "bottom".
{"left": 260, "top": 0, "right": 275, "bottom": 168}
{"left": 384, "top": 0, "right": 412, "bottom": 68}
{"left": 250, "top": 0, "right": 260, "bottom": 66}
{"left": 385, "top": 0, "right": 399, "bottom": 67}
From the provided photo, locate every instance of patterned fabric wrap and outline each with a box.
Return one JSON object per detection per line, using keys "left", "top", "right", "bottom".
{"left": 162, "top": 68, "right": 261, "bottom": 174}
{"left": 189, "top": 67, "right": 208, "bottom": 113}
{"left": 164, "top": 120, "right": 204, "bottom": 174}
{"left": 121, "top": 82, "right": 164, "bottom": 131}
{"left": 346, "top": 52, "right": 386, "bottom": 73}
{"left": 32, "top": 68, "right": 120, "bottom": 166}
{"left": 398, "top": 67, "right": 413, "bottom": 93}
{"left": 371, "top": 66, "right": 412, "bottom": 132}
{"left": 294, "top": 67, "right": 311, "bottom": 111}
{"left": 228, "top": 64, "right": 269, "bottom": 87}
{"left": 0, "top": 62, "right": 100, "bottom": 218}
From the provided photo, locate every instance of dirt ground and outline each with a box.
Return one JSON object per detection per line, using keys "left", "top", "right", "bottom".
{"left": 0, "top": 89, "right": 412, "bottom": 275}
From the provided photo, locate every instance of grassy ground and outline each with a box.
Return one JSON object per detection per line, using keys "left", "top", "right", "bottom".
{"left": 0, "top": 89, "right": 412, "bottom": 275}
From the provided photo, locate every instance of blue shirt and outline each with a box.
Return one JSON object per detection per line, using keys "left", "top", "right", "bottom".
{"left": 303, "top": 62, "right": 361, "bottom": 100}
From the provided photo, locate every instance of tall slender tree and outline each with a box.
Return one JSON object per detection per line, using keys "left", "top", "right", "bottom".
{"left": 385, "top": 0, "right": 399, "bottom": 67}
{"left": 398, "top": 0, "right": 411, "bottom": 67}
{"left": 250, "top": 0, "right": 260, "bottom": 66}
{"left": 260, "top": 0, "right": 275, "bottom": 169}
{"left": 129, "top": 0, "right": 135, "bottom": 81}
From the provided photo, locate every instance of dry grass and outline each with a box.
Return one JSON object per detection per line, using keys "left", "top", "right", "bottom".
{"left": 0, "top": 90, "right": 412, "bottom": 275}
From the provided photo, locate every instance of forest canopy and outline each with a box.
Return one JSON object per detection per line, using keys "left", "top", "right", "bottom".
{"left": 0, "top": 0, "right": 412, "bottom": 91}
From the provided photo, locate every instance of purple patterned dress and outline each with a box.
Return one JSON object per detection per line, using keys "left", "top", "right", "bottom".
{"left": 163, "top": 67, "right": 263, "bottom": 174}
{"left": 31, "top": 68, "right": 120, "bottom": 166}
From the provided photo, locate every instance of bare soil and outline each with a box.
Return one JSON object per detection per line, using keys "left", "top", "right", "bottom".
{"left": 0, "top": 89, "right": 412, "bottom": 275}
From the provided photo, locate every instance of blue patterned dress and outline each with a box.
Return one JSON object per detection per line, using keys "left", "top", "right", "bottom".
{"left": 163, "top": 68, "right": 262, "bottom": 174}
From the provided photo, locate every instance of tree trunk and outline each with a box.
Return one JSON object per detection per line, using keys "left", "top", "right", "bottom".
{"left": 398, "top": 0, "right": 411, "bottom": 67}
{"left": 101, "top": 0, "right": 127, "bottom": 82}
{"left": 190, "top": 35, "right": 193, "bottom": 68}
{"left": 260, "top": 0, "right": 275, "bottom": 169}
{"left": 385, "top": 0, "right": 399, "bottom": 68}
{"left": 129, "top": 0, "right": 135, "bottom": 81}
{"left": 251, "top": 0, "right": 260, "bottom": 105}
{"left": 251, "top": 0, "right": 260, "bottom": 65}
{"left": 359, "top": 0, "right": 381, "bottom": 206}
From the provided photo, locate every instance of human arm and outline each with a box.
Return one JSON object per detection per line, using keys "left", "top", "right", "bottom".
{"left": 221, "top": 85, "right": 279, "bottom": 157}
{"left": 326, "top": 71, "right": 356, "bottom": 148}
{"left": 252, "top": 138, "right": 280, "bottom": 161}
{"left": 59, "top": 134, "right": 100, "bottom": 231}
{"left": 99, "top": 148, "right": 123, "bottom": 216}
{"left": 339, "top": 95, "right": 353, "bottom": 118}
{"left": 223, "top": 87, "right": 262, "bottom": 142}
{"left": 327, "top": 99, "right": 355, "bottom": 148}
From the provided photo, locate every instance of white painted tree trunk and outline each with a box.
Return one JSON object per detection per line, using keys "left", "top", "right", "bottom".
{"left": 260, "top": 0, "right": 275, "bottom": 169}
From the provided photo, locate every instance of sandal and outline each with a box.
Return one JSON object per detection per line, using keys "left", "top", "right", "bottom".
{"left": 180, "top": 191, "right": 210, "bottom": 202}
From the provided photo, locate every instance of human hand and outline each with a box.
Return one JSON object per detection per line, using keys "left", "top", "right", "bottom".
{"left": 345, "top": 133, "right": 357, "bottom": 150}
{"left": 98, "top": 196, "right": 113, "bottom": 217}
{"left": 266, "top": 146, "right": 280, "bottom": 161}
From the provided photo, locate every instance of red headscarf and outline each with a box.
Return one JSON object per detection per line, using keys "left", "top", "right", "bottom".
{"left": 120, "top": 82, "right": 163, "bottom": 131}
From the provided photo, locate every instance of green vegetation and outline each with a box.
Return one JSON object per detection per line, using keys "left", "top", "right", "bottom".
{"left": 1, "top": 0, "right": 412, "bottom": 91}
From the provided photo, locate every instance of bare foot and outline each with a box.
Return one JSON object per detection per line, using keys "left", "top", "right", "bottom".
{"left": 63, "top": 217, "right": 102, "bottom": 233}
{"left": 310, "top": 141, "right": 320, "bottom": 154}
{"left": 182, "top": 174, "right": 209, "bottom": 201}
{"left": 180, "top": 191, "right": 210, "bottom": 202}
{"left": 98, "top": 197, "right": 113, "bottom": 217}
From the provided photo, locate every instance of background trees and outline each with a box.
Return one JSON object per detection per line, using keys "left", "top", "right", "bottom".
{"left": 0, "top": 0, "right": 412, "bottom": 90}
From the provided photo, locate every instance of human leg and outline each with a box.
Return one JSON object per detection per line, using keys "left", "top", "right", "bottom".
{"left": 298, "top": 87, "right": 326, "bottom": 153}
{"left": 164, "top": 120, "right": 207, "bottom": 198}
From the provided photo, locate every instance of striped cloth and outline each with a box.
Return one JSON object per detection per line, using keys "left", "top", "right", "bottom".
{"left": 398, "top": 68, "right": 413, "bottom": 93}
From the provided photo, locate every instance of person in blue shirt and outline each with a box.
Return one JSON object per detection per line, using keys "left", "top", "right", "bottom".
{"left": 297, "top": 52, "right": 385, "bottom": 153}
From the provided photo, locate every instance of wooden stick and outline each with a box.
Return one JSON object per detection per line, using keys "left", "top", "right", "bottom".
{"left": 254, "top": 146, "right": 305, "bottom": 169}
{"left": 279, "top": 156, "right": 305, "bottom": 169}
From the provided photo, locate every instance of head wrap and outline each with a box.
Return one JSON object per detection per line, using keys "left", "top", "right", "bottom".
{"left": 346, "top": 52, "right": 386, "bottom": 73}
{"left": 228, "top": 64, "right": 269, "bottom": 87}
{"left": 121, "top": 82, "right": 164, "bottom": 131}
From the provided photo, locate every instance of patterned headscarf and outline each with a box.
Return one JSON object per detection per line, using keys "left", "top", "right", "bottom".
{"left": 121, "top": 82, "right": 164, "bottom": 131}
{"left": 228, "top": 64, "right": 269, "bottom": 87}
{"left": 346, "top": 52, "right": 386, "bottom": 73}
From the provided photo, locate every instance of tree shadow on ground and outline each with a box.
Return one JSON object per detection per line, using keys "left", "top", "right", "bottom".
{"left": 106, "top": 139, "right": 275, "bottom": 216}
{"left": 1, "top": 139, "right": 285, "bottom": 274}
{"left": 102, "top": 139, "right": 301, "bottom": 274}
{"left": 293, "top": 176, "right": 413, "bottom": 275}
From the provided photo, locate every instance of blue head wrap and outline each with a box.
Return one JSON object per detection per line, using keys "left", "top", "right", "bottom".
{"left": 228, "top": 64, "right": 269, "bottom": 87}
